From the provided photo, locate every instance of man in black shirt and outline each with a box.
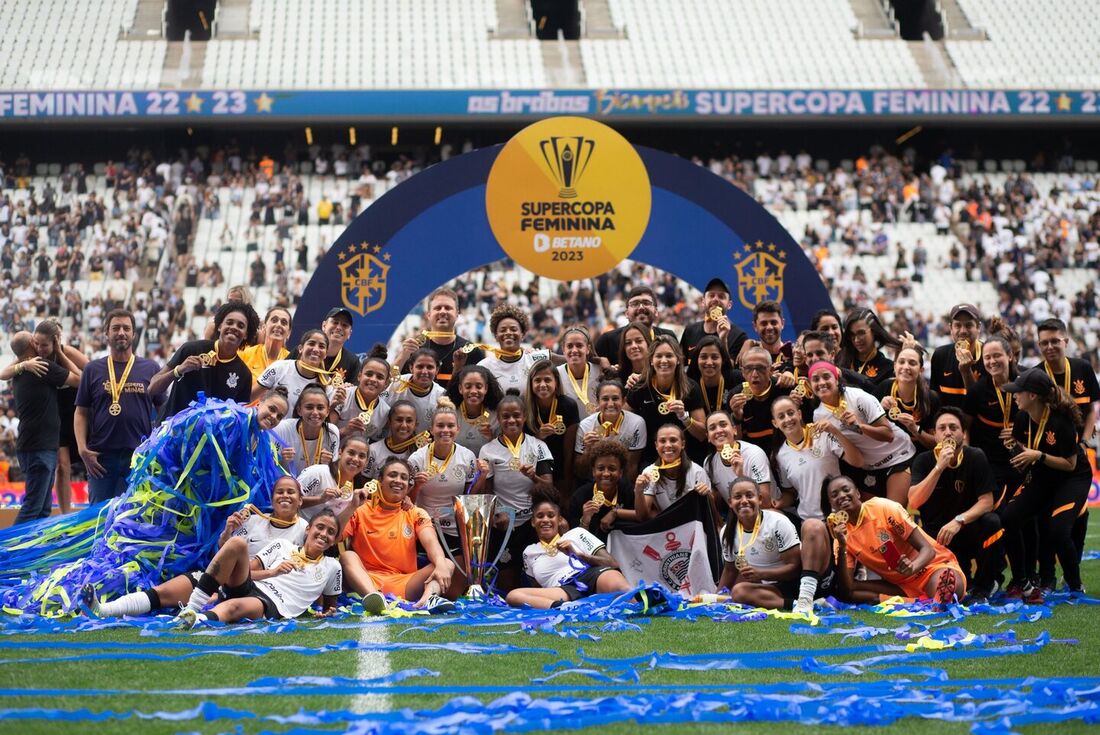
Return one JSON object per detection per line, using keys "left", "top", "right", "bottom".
{"left": 594, "top": 285, "right": 675, "bottom": 364}
{"left": 1036, "top": 318, "right": 1099, "bottom": 443}
{"left": 9, "top": 331, "right": 80, "bottom": 524}
{"left": 288, "top": 307, "right": 362, "bottom": 382}
{"left": 909, "top": 407, "right": 1002, "bottom": 602}
{"left": 393, "top": 287, "right": 485, "bottom": 387}
{"left": 929, "top": 303, "right": 987, "bottom": 409}
{"left": 679, "top": 277, "right": 748, "bottom": 370}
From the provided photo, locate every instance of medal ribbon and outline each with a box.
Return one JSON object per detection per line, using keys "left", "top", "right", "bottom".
{"left": 1026, "top": 407, "right": 1050, "bottom": 451}
{"left": 209, "top": 340, "right": 236, "bottom": 364}
{"left": 107, "top": 354, "right": 135, "bottom": 407}
{"left": 655, "top": 457, "right": 682, "bottom": 473}
{"left": 592, "top": 482, "right": 615, "bottom": 506}
{"left": 244, "top": 503, "right": 300, "bottom": 529}
{"left": 355, "top": 390, "right": 378, "bottom": 423}
{"left": 298, "top": 361, "right": 334, "bottom": 386}
{"left": 702, "top": 375, "right": 725, "bottom": 415}
{"left": 539, "top": 534, "right": 561, "bottom": 555}
{"left": 651, "top": 379, "right": 677, "bottom": 404}
{"left": 386, "top": 433, "right": 423, "bottom": 453}
{"left": 460, "top": 401, "right": 489, "bottom": 425}
{"left": 600, "top": 412, "right": 624, "bottom": 436}
{"left": 324, "top": 348, "right": 344, "bottom": 373}
{"left": 786, "top": 425, "right": 816, "bottom": 453}
{"left": 502, "top": 433, "right": 525, "bottom": 463}
{"left": 993, "top": 380, "right": 1013, "bottom": 429}
{"left": 736, "top": 512, "right": 761, "bottom": 559}
{"left": 1043, "top": 357, "right": 1071, "bottom": 393}
{"left": 537, "top": 398, "right": 562, "bottom": 431}
{"left": 289, "top": 547, "right": 323, "bottom": 568}
{"left": 296, "top": 421, "right": 324, "bottom": 466}
{"left": 421, "top": 330, "right": 456, "bottom": 340}
{"left": 565, "top": 363, "right": 591, "bottom": 407}
{"left": 426, "top": 442, "right": 456, "bottom": 477}
{"left": 890, "top": 380, "right": 919, "bottom": 419}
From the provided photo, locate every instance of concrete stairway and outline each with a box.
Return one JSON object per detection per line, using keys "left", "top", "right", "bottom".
{"left": 215, "top": 0, "right": 253, "bottom": 38}
{"left": 939, "top": 0, "right": 987, "bottom": 39}
{"left": 582, "top": 0, "right": 623, "bottom": 38}
{"left": 849, "top": 0, "right": 898, "bottom": 38}
{"left": 493, "top": 0, "right": 532, "bottom": 38}
{"left": 125, "top": 0, "right": 165, "bottom": 37}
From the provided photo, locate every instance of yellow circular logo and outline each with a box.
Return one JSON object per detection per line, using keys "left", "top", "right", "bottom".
{"left": 485, "top": 116, "right": 651, "bottom": 280}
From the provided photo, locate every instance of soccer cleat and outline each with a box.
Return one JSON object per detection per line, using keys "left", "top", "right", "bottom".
{"left": 362, "top": 591, "right": 386, "bottom": 616}
{"left": 933, "top": 568, "right": 958, "bottom": 606}
{"left": 424, "top": 594, "right": 456, "bottom": 615}
{"left": 78, "top": 584, "right": 101, "bottom": 618}
{"left": 1024, "top": 586, "right": 1046, "bottom": 606}
{"left": 792, "top": 598, "right": 814, "bottom": 618}
{"left": 174, "top": 607, "right": 206, "bottom": 629}
{"left": 1003, "top": 580, "right": 1027, "bottom": 599}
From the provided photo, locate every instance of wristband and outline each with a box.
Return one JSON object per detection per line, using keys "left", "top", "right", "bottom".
{"left": 173, "top": 366, "right": 182, "bottom": 379}
{"left": 677, "top": 411, "right": 690, "bottom": 424}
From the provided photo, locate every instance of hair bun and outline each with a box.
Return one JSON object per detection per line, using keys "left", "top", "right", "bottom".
{"left": 368, "top": 343, "right": 389, "bottom": 359}
{"left": 437, "top": 396, "right": 456, "bottom": 409}
{"left": 505, "top": 388, "right": 521, "bottom": 397}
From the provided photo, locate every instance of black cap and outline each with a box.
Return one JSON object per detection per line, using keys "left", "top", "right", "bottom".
{"left": 704, "top": 277, "right": 730, "bottom": 295}
{"left": 1001, "top": 367, "right": 1054, "bottom": 396}
{"left": 324, "top": 307, "right": 354, "bottom": 324}
{"left": 949, "top": 303, "right": 982, "bottom": 321}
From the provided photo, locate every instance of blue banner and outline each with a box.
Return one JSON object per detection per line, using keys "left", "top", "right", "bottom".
{"left": 2, "top": 89, "right": 1098, "bottom": 120}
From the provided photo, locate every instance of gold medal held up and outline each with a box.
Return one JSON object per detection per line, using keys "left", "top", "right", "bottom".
{"left": 708, "top": 306, "right": 724, "bottom": 322}
{"left": 550, "top": 418, "right": 567, "bottom": 435}
{"left": 200, "top": 350, "right": 217, "bottom": 367}
{"left": 339, "top": 481, "right": 354, "bottom": 500}
{"left": 645, "top": 466, "right": 660, "bottom": 483}
{"left": 720, "top": 443, "right": 736, "bottom": 462}
{"left": 734, "top": 553, "right": 748, "bottom": 570}
{"left": 741, "top": 381, "right": 753, "bottom": 397}
{"left": 358, "top": 411, "right": 372, "bottom": 424}
{"left": 888, "top": 404, "right": 901, "bottom": 420}
{"left": 791, "top": 379, "right": 809, "bottom": 399}
{"left": 415, "top": 432, "right": 431, "bottom": 449}
{"left": 507, "top": 457, "right": 522, "bottom": 471}
{"left": 657, "top": 401, "right": 670, "bottom": 415}
{"left": 592, "top": 488, "right": 607, "bottom": 506}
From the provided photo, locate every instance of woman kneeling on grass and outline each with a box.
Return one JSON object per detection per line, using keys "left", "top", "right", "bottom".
{"left": 506, "top": 487, "right": 633, "bottom": 609}
{"left": 825, "top": 475, "right": 965, "bottom": 605}
{"left": 718, "top": 476, "right": 833, "bottom": 617}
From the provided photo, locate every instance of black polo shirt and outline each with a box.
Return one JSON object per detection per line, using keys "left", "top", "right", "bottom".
{"left": 911, "top": 446, "right": 995, "bottom": 536}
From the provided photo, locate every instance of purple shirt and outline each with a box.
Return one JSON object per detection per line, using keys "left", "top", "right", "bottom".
{"left": 75, "top": 355, "right": 162, "bottom": 451}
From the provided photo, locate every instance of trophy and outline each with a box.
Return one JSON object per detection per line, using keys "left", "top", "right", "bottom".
{"left": 435, "top": 494, "right": 514, "bottom": 599}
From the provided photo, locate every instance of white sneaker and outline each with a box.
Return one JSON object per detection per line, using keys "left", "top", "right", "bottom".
{"left": 425, "top": 594, "right": 456, "bottom": 615}
{"left": 173, "top": 607, "right": 206, "bottom": 629}
{"left": 362, "top": 591, "right": 386, "bottom": 615}
{"left": 792, "top": 598, "right": 814, "bottom": 617}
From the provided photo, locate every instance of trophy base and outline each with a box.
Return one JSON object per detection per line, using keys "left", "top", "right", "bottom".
{"left": 464, "top": 584, "right": 488, "bottom": 600}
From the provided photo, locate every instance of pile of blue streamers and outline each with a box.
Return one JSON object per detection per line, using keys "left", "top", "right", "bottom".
{"left": 0, "top": 397, "right": 284, "bottom": 616}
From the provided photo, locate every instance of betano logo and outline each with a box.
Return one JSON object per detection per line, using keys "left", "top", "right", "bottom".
{"left": 486, "top": 116, "right": 650, "bottom": 280}
{"left": 538, "top": 136, "right": 595, "bottom": 199}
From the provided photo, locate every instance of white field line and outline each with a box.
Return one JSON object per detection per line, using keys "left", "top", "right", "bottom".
{"left": 352, "top": 622, "right": 391, "bottom": 713}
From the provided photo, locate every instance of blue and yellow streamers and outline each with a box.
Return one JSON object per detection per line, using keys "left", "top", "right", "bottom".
{"left": 0, "top": 397, "right": 286, "bottom": 617}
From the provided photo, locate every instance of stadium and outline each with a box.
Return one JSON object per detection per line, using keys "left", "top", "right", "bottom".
{"left": 0, "top": 0, "right": 1099, "bottom": 733}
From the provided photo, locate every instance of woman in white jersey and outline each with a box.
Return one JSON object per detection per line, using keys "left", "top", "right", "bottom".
{"left": 479, "top": 390, "right": 554, "bottom": 590}
{"left": 253, "top": 329, "right": 332, "bottom": 415}
{"left": 409, "top": 398, "right": 488, "bottom": 554}
{"left": 809, "top": 360, "right": 915, "bottom": 504}
{"left": 271, "top": 383, "right": 340, "bottom": 478}
{"left": 297, "top": 433, "right": 372, "bottom": 522}
{"left": 472, "top": 304, "right": 552, "bottom": 397}
{"left": 634, "top": 423, "right": 711, "bottom": 521}
{"left": 330, "top": 344, "right": 391, "bottom": 442}
{"left": 703, "top": 409, "right": 773, "bottom": 507}
{"left": 771, "top": 395, "right": 863, "bottom": 523}
{"left": 574, "top": 378, "right": 646, "bottom": 483}
{"left": 506, "top": 487, "right": 632, "bottom": 609}
{"left": 444, "top": 365, "right": 502, "bottom": 456}
{"left": 557, "top": 326, "right": 601, "bottom": 415}
{"left": 82, "top": 476, "right": 309, "bottom": 619}
{"left": 366, "top": 400, "right": 426, "bottom": 478}
{"left": 381, "top": 348, "right": 445, "bottom": 433}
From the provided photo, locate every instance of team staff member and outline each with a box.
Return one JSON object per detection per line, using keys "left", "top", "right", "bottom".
{"left": 930, "top": 303, "right": 987, "bottom": 409}
{"left": 679, "top": 278, "right": 748, "bottom": 370}
{"left": 825, "top": 476, "right": 965, "bottom": 605}
{"left": 1036, "top": 318, "right": 1099, "bottom": 442}
{"left": 839, "top": 307, "right": 901, "bottom": 385}
{"left": 1001, "top": 368, "right": 1092, "bottom": 598}
{"left": 595, "top": 286, "right": 676, "bottom": 364}
{"left": 151, "top": 301, "right": 257, "bottom": 419}
{"left": 908, "top": 408, "right": 1002, "bottom": 602}
{"left": 626, "top": 336, "right": 707, "bottom": 466}
{"left": 238, "top": 307, "right": 293, "bottom": 380}
{"left": 727, "top": 347, "right": 794, "bottom": 449}
{"left": 392, "top": 287, "right": 485, "bottom": 387}
{"left": 74, "top": 309, "right": 163, "bottom": 504}
{"left": 287, "top": 307, "right": 361, "bottom": 386}
{"left": 739, "top": 301, "right": 793, "bottom": 374}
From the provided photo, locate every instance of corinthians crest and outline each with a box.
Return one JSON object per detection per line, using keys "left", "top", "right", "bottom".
{"left": 733, "top": 240, "right": 786, "bottom": 309}
{"left": 539, "top": 136, "right": 596, "bottom": 199}
{"left": 339, "top": 242, "right": 391, "bottom": 316}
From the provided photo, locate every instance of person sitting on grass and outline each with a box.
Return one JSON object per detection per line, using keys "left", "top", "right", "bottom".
{"left": 339, "top": 456, "right": 462, "bottom": 615}
{"left": 717, "top": 476, "right": 833, "bottom": 617}
{"left": 82, "top": 476, "right": 308, "bottom": 619}
{"left": 824, "top": 475, "right": 966, "bottom": 605}
{"left": 505, "top": 487, "right": 633, "bottom": 609}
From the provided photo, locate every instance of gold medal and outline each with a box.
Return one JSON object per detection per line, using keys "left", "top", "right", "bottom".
{"left": 551, "top": 419, "right": 567, "bottom": 435}
{"left": 415, "top": 332, "right": 428, "bottom": 346}
{"left": 720, "top": 443, "right": 736, "bottom": 462}
{"left": 508, "top": 457, "right": 522, "bottom": 471}
{"left": 339, "top": 481, "right": 354, "bottom": 500}
{"left": 358, "top": 411, "right": 372, "bottom": 424}
{"left": 734, "top": 553, "right": 748, "bottom": 570}
{"left": 200, "top": 350, "right": 217, "bottom": 367}
{"left": 333, "top": 368, "right": 347, "bottom": 385}
{"left": 414, "top": 432, "right": 431, "bottom": 449}
{"left": 645, "top": 466, "right": 660, "bottom": 483}
{"left": 601, "top": 420, "right": 614, "bottom": 436}
{"left": 741, "top": 381, "right": 753, "bottom": 397}
{"left": 364, "top": 479, "right": 380, "bottom": 498}
{"left": 827, "top": 510, "right": 848, "bottom": 533}
{"left": 424, "top": 464, "right": 438, "bottom": 479}
{"left": 708, "top": 306, "right": 724, "bottom": 322}
{"left": 592, "top": 488, "right": 607, "bottom": 506}
{"left": 461, "top": 343, "right": 478, "bottom": 354}
{"left": 583, "top": 402, "right": 595, "bottom": 414}
{"left": 239, "top": 507, "right": 251, "bottom": 521}
{"left": 888, "top": 404, "right": 901, "bottom": 420}
{"left": 657, "top": 401, "right": 670, "bottom": 415}
{"left": 108, "top": 401, "right": 122, "bottom": 416}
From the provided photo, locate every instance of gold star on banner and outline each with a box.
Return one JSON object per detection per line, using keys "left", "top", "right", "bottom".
{"left": 767, "top": 243, "right": 776, "bottom": 252}
{"left": 348, "top": 243, "right": 358, "bottom": 253}
{"left": 338, "top": 251, "right": 347, "bottom": 261}
{"left": 185, "top": 93, "right": 203, "bottom": 112}
{"left": 383, "top": 253, "right": 392, "bottom": 261}
{"left": 742, "top": 244, "right": 752, "bottom": 252}
{"left": 254, "top": 92, "right": 274, "bottom": 113}
{"left": 755, "top": 240, "right": 764, "bottom": 249}
{"left": 372, "top": 244, "right": 382, "bottom": 254}
{"left": 778, "top": 251, "right": 786, "bottom": 259}
{"left": 1056, "top": 93, "right": 1072, "bottom": 112}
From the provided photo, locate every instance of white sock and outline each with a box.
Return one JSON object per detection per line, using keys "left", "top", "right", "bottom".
{"left": 183, "top": 588, "right": 211, "bottom": 613}
{"left": 798, "top": 573, "right": 818, "bottom": 603}
{"left": 99, "top": 591, "right": 153, "bottom": 617}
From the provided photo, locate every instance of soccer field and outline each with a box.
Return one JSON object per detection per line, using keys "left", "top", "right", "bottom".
{"left": 0, "top": 529, "right": 1098, "bottom": 735}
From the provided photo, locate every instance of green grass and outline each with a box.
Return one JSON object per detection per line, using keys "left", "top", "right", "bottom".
{"left": 0, "top": 527, "right": 1098, "bottom": 735}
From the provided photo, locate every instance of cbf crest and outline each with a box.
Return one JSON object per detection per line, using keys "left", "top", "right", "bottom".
{"left": 338, "top": 242, "right": 392, "bottom": 316}
{"left": 733, "top": 240, "right": 786, "bottom": 309}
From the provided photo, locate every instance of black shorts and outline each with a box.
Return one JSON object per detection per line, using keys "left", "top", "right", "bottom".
{"left": 841, "top": 457, "right": 912, "bottom": 498}
{"left": 189, "top": 572, "right": 279, "bottom": 618}
{"left": 560, "top": 565, "right": 616, "bottom": 601}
